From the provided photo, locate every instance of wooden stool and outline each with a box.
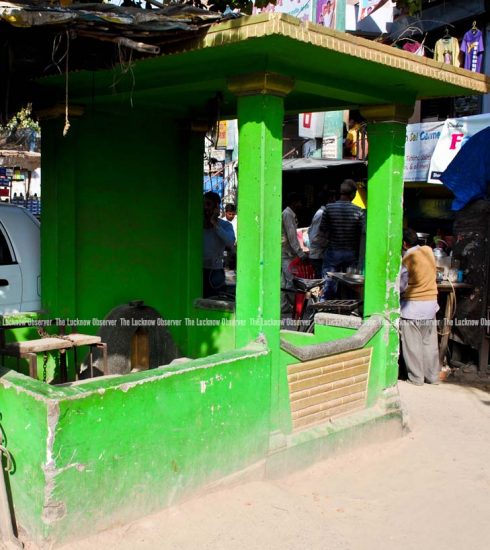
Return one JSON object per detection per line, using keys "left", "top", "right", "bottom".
{"left": 66, "top": 333, "right": 108, "bottom": 379}
{"left": 1, "top": 338, "right": 73, "bottom": 380}
{"left": 0, "top": 333, "right": 108, "bottom": 382}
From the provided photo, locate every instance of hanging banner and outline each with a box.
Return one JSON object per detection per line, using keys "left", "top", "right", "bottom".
{"left": 316, "top": 0, "right": 336, "bottom": 29}
{"left": 358, "top": 0, "right": 385, "bottom": 21}
{"left": 322, "top": 111, "right": 343, "bottom": 159}
{"left": 404, "top": 121, "right": 444, "bottom": 182}
{"left": 298, "top": 112, "right": 324, "bottom": 139}
{"left": 253, "top": 0, "right": 313, "bottom": 21}
{"left": 428, "top": 113, "right": 490, "bottom": 183}
{"left": 216, "top": 121, "right": 228, "bottom": 149}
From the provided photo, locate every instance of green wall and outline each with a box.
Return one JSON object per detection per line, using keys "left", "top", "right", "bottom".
{"left": 40, "top": 109, "right": 211, "bottom": 358}
{"left": 0, "top": 372, "right": 50, "bottom": 541}
{"left": 0, "top": 345, "right": 271, "bottom": 544}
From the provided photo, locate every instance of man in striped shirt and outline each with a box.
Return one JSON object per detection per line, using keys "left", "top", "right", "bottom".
{"left": 320, "top": 179, "right": 365, "bottom": 299}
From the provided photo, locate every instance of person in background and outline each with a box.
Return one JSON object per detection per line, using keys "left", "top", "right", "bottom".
{"left": 308, "top": 194, "right": 328, "bottom": 278}
{"left": 281, "top": 192, "right": 308, "bottom": 314}
{"left": 203, "top": 191, "right": 235, "bottom": 298}
{"left": 320, "top": 179, "right": 365, "bottom": 299}
{"left": 400, "top": 228, "right": 440, "bottom": 385}
{"left": 222, "top": 203, "right": 238, "bottom": 238}
{"left": 222, "top": 203, "right": 237, "bottom": 270}
{"left": 344, "top": 113, "right": 367, "bottom": 159}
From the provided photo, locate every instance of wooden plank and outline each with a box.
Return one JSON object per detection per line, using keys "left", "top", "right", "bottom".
{"left": 4, "top": 338, "right": 73, "bottom": 354}
{"left": 66, "top": 334, "right": 101, "bottom": 346}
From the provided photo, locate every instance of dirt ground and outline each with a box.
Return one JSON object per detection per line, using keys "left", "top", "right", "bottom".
{"left": 54, "top": 380, "right": 490, "bottom": 550}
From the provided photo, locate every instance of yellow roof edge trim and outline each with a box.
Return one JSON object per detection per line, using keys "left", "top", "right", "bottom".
{"left": 203, "top": 13, "right": 490, "bottom": 95}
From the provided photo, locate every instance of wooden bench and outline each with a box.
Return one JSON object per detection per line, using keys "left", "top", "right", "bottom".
{"left": 0, "top": 333, "right": 107, "bottom": 382}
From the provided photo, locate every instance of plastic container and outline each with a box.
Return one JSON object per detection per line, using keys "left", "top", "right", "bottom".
{"left": 448, "top": 268, "right": 458, "bottom": 283}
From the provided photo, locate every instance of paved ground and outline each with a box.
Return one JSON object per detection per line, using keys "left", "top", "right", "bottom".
{"left": 55, "top": 380, "right": 490, "bottom": 550}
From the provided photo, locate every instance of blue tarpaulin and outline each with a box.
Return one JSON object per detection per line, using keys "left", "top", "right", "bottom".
{"left": 203, "top": 176, "right": 224, "bottom": 198}
{"left": 440, "top": 126, "right": 490, "bottom": 211}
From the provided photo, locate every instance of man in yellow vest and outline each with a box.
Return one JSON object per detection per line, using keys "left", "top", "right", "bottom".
{"left": 400, "top": 228, "right": 440, "bottom": 385}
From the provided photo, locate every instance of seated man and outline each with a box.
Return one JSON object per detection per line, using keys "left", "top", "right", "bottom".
{"left": 203, "top": 191, "right": 235, "bottom": 298}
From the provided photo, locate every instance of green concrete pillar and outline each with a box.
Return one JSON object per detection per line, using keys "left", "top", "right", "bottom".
{"left": 40, "top": 116, "right": 79, "bottom": 318}
{"left": 361, "top": 105, "right": 412, "bottom": 391}
{"left": 229, "top": 73, "right": 293, "bottom": 349}
{"left": 229, "top": 74, "right": 293, "bottom": 436}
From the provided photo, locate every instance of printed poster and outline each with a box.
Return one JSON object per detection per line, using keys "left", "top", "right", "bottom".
{"left": 253, "top": 0, "right": 313, "bottom": 22}
{"left": 298, "top": 112, "right": 324, "bottom": 139}
{"left": 428, "top": 113, "right": 490, "bottom": 183}
{"left": 358, "top": 0, "right": 385, "bottom": 21}
{"left": 404, "top": 121, "right": 444, "bottom": 182}
{"left": 316, "top": 0, "right": 336, "bottom": 29}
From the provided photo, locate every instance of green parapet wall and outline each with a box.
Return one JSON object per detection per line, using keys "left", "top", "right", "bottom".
{"left": 0, "top": 372, "right": 50, "bottom": 542}
{"left": 0, "top": 344, "right": 271, "bottom": 545}
{"left": 187, "top": 306, "right": 236, "bottom": 358}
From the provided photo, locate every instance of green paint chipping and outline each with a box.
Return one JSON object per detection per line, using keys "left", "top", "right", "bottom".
{"left": 0, "top": 371, "right": 48, "bottom": 541}
{"left": 364, "top": 121, "right": 406, "bottom": 397}
{"left": 8, "top": 13, "right": 486, "bottom": 545}
{"left": 1, "top": 346, "right": 271, "bottom": 544}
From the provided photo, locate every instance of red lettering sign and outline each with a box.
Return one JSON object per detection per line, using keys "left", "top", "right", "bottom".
{"left": 449, "top": 133, "right": 464, "bottom": 150}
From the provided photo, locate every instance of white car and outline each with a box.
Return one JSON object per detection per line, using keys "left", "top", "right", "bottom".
{"left": 0, "top": 203, "right": 41, "bottom": 313}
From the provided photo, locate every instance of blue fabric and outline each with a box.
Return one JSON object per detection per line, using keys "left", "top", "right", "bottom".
{"left": 440, "top": 126, "right": 490, "bottom": 211}
{"left": 203, "top": 176, "right": 224, "bottom": 198}
{"left": 321, "top": 249, "right": 358, "bottom": 299}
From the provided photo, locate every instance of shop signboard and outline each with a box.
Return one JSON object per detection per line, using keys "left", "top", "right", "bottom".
{"left": 404, "top": 121, "right": 444, "bottom": 182}
{"left": 316, "top": 0, "right": 337, "bottom": 28}
{"left": 298, "top": 112, "right": 324, "bottom": 139}
{"left": 216, "top": 121, "right": 228, "bottom": 149}
{"left": 428, "top": 113, "right": 490, "bottom": 183}
{"left": 358, "top": 0, "right": 385, "bottom": 21}
{"left": 322, "top": 111, "right": 343, "bottom": 159}
{"left": 253, "top": 0, "right": 313, "bottom": 21}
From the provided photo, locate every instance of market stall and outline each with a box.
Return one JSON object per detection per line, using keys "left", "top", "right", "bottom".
{"left": 0, "top": 149, "right": 41, "bottom": 214}
{"left": 0, "top": 11, "right": 487, "bottom": 547}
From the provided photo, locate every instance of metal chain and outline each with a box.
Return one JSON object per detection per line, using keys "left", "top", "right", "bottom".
{"left": 0, "top": 443, "right": 13, "bottom": 473}
{"left": 37, "top": 327, "right": 49, "bottom": 339}
{"left": 37, "top": 327, "right": 72, "bottom": 341}
{"left": 37, "top": 326, "right": 71, "bottom": 384}
{"left": 42, "top": 352, "right": 48, "bottom": 383}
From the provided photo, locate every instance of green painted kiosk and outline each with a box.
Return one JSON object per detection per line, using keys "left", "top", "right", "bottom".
{"left": 0, "top": 14, "right": 488, "bottom": 546}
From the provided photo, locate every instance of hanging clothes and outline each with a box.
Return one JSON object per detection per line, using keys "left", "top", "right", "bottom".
{"left": 434, "top": 36, "right": 460, "bottom": 66}
{"left": 460, "top": 28, "right": 484, "bottom": 72}
{"left": 402, "top": 40, "right": 425, "bottom": 56}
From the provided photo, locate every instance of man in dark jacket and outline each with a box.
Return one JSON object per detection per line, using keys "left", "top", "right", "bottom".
{"left": 320, "top": 179, "right": 365, "bottom": 299}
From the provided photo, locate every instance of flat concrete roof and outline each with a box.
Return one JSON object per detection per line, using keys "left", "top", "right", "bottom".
{"left": 39, "top": 13, "right": 490, "bottom": 117}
